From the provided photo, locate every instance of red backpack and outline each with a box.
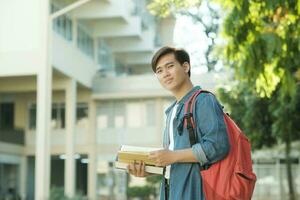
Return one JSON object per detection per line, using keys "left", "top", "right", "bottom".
{"left": 183, "top": 89, "right": 256, "bottom": 200}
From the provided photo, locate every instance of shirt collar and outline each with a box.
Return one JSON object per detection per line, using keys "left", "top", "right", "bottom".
{"left": 165, "top": 86, "right": 201, "bottom": 115}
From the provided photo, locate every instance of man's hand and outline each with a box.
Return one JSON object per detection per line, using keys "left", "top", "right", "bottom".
{"left": 127, "top": 161, "right": 150, "bottom": 177}
{"left": 149, "top": 149, "right": 177, "bottom": 167}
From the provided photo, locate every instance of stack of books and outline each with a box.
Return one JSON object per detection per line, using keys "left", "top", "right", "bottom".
{"left": 114, "top": 145, "right": 164, "bottom": 175}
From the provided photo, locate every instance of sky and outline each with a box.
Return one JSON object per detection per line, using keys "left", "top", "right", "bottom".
{"left": 172, "top": 1, "right": 224, "bottom": 74}
{"left": 173, "top": 15, "right": 209, "bottom": 74}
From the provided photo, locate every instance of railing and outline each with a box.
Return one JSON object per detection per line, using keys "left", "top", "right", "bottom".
{"left": 0, "top": 129, "right": 25, "bottom": 145}
{"left": 252, "top": 163, "right": 300, "bottom": 200}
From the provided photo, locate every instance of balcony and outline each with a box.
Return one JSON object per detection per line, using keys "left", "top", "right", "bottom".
{"left": 71, "top": 0, "right": 133, "bottom": 22}
{"left": 0, "top": 129, "right": 25, "bottom": 145}
{"left": 26, "top": 127, "right": 89, "bottom": 147}
{"left": 92, "top": 72, "right": 231, "bottom": 99}
{"left": 52, "top": 31, "right": 97, "bottom": 88}
{"left": 92, "top": 74, "right": 167, "bottom": 99}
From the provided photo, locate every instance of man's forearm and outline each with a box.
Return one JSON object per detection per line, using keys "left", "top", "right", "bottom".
{"left": 173, "top": 148, "right": 199, "bottom": 163}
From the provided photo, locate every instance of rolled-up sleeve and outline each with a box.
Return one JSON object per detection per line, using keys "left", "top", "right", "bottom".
{"left": 191, "top": 93, "right": 230, "bottom": 165}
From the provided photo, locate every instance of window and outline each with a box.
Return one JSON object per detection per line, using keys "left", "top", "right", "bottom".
{"left": 29, "top": 104, "right": 36, "bottom": 129}
{"left": 127, "top": 102, "right": 143, "bottom": 128}
{"left": 51, "top": 103, "right": 65, "bottom": 129}
{"left": 126, "top": 100, "right": 156, "bottom": 128}
{"left": 97, "top": 115, "right": 108, "bottom": 129}
{"left": 96, "top": 100, "right": 156, "bottom": 129}
{"left": 97, "top": 102, "right": 114, "bottom": 129}
{"left": 77, "top": 25, "right": 94, "bottom": 58}
{"left": 0, "top": 103, "right": 14, "bottom": 129}
{"left": 29, "top": 103, "right": 87, "bottom": 130}
{"left": 146, "top": 101, "right": 155, "bottom": 126}
{"left": 76, "top": 103, "right": 88, "bottom": 128}
{"left": 97, "top": 101, "right": 125, "bottom": 129}
{"left": 114, "top": 102, "right": 125, "bottom": 128}
{"left": 98, "top": 41, "right": 114, "bottom": 70}
{"left": 52, "top": 3, "right": 72, "bottom": 41}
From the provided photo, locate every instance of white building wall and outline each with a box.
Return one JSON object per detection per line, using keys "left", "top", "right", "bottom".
{"left": 0, "top": 0, "right": 47, "bottom": 76}
{"left": 52, "top": 32, "right": 97, "bottom": 88}
{"left": 71, "top": 0, "right": 133, "bottom": 21}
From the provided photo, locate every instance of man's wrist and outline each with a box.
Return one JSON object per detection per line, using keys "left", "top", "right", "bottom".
{"left": 171, "top": 150, "right": 179, "bottom": 163}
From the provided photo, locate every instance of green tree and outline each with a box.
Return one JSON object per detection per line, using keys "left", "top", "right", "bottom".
{"left": 218, "top": 82, "right": 300, "bottom": 200}
{"left": 127, "top": 175, "right": 162, "bottom": 199}
{"left": 217, "top": 1, "right": 300, "bottom": 199}
{"left": 149, "top": 0, "right": 300, "bottom": 199}
{"left": 148, "top": 0, "right": 300, "bottom": 199}
{"left": 148, "top": 0, "right": 220, "bottom": 71}
{"left": 218, "top": 84, "right": 277, "bottom": 149}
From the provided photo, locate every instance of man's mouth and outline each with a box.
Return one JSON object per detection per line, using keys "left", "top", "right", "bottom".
{"left": 164, "top": 79, "right": 173, "bottom": 84}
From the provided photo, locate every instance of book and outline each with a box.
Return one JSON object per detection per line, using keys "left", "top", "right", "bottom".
{"left": 114, "top": 145, "right": 164, "bottom": 175}
{"left": 114, "top": 161, "right": 164, "bottom": 175}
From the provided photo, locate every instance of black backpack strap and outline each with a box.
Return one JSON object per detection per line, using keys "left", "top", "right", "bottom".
{"left": 183, "top": 90, "right": 202, "bottom": 145}
{"left": 184, "top": 89, "right": 212, "bottom": 145}
{"left": 163, "top": 167, "right": 169, "bottom": 200}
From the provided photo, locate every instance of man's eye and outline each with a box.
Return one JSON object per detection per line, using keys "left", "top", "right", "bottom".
{"left": 167, "top": 65, "right": 174, "bottom": 68}
{"left": 156, "top": 70, "right": 162, "bottom": 74}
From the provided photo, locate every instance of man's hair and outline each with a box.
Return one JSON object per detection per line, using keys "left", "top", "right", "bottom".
{"left": 151, "top": 46, "right": 191, "bottom": 77}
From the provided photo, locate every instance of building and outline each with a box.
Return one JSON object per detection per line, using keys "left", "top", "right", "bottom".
{"left": 0, "top": 0, "right": 227, "bottom": 199}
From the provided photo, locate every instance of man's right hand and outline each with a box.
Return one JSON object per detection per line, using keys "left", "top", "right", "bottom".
{"left": 127, "top": 161, "right": 150, "bottom": 177}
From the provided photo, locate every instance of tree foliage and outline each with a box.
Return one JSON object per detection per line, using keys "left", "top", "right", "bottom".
{"left": 219, "top": 0, "right": 300, "bottom": 98}
{"left": 217, "top": 1, "right": 300, "bottom": 199}
{"left": 148, "top": 0, "right": 220, "bottom": 71}
{"left": 148, "top": 0, "right": 300, "bottom": 199}
{"left": 148, "top": 0, "right": 202, "bottom": 18}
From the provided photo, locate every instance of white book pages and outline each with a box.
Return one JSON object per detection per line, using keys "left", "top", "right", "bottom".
{"left": 114, "top": 161, "right": 164, "bottom": 175}
{"left": 120, "top": 145, "right": 162, "bottom": 152}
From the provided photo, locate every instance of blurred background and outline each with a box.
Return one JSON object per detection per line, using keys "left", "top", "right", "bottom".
{"left": 0, "top": 0, "right": 299, "bottom": 200}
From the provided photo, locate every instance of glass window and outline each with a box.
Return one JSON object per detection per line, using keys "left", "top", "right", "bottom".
{"left": 51, "top": 3, "right": 73, "bottom": 42}
{"left": 77, "top": 25, "right": 94, "bottom": 58}
{"left": 98, "top": 40, "right": 113, "bottom": 70}
{"left": 51, "top": 103, "right": 65, "bottom": 129}
{"left": 97, "top": 115, "right": 108, "bottom": 129}
{"left": 114, "top": 101, "right": 125, "bottom": 128}
{"left": 97, "top": 102, "right": 112, "bottom": 129}
{"left": 0, "top": 102, "right": 14, "bottom": 129}
{"left": 146, "top": 101, "right": 155, "bottom": 126}
{"left": 77, "top": 103, "right": 88, "bottom": 121}
{"left": 127, "top": 102, "right": 143, "bottom": 128}
{"left": 29, "top": 103, "right": 86, "bottom": 130}
{"left": 96, "top": 101, "right": 126, "bottom": 129}
{"left": 76, "top": 103, "right": 88, "bottom": 128}
{"left": 29, "top": 104, "right": 36, "bottom": 129}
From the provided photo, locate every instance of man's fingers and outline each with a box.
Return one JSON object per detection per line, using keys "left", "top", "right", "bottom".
{"left": 128, "top": 163, "right": 137, "bottom": 176}
{"left": 137, "top": 161, "right": 142, "bottom": 176}
{"left": 128, "top": 163, "right": 133, "bottom": 174}
{"left": 142, "top": 162, "right": 146, "bottom": 175}
{"left": 127, "top": 161, "right": 148, "bottom": 177}
{"left": 127, "top": 164, "right": 131, "bottom": 172}
{"left": 132, "top": 160, "right": 137, "bottom": 173}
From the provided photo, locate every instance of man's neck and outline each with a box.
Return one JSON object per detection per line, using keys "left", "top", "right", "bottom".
{"left": 172, "top": 80, "right": 194, "bottom": 102}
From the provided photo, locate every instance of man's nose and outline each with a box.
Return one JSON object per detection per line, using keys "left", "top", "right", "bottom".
{"left": 162, "top": 69, "right": 170, "bottom": 78}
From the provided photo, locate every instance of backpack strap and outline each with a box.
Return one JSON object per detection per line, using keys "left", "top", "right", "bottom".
{"left": 184, "top": 89, "right": 213, "bottom": 170}
{"left": 183, "top": 89, "right": 212, "bottom": 145}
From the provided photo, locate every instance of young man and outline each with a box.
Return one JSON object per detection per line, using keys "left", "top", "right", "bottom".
{"left": 127, "top": 46, "right": 230, "bottom": 200}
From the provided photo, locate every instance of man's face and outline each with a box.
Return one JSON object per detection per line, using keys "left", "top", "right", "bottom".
{"left": 155, "top": 53, "right": 189, "bottom": 92}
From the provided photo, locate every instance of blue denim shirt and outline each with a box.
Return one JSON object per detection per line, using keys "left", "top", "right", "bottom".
{"left": 160, "top": 86, "right": 230, "bottom": 200}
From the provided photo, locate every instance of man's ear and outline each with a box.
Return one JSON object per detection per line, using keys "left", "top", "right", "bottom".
{"left": 183, "top": 62, "right": 190, "bottom": 74}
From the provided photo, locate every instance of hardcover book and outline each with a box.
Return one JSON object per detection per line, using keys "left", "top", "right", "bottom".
{"left": 114, "top": 145, "right": 164, "bottom": 175}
